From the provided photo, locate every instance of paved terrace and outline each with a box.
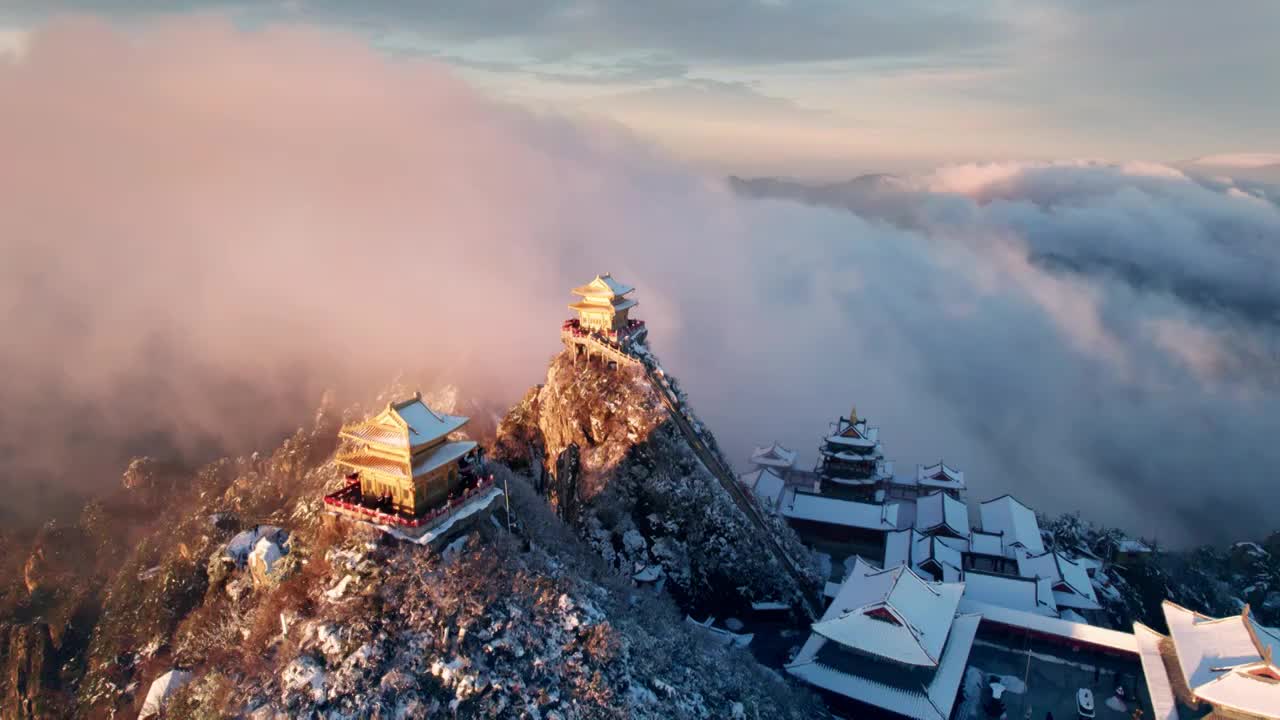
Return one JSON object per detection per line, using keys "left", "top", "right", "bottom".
{"left": 959, "top": 631, "right": 1155, "bottom": 720}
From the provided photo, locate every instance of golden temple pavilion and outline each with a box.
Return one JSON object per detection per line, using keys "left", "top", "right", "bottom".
{"left": 334, "top": 393, "right": 478, "bottom": 517}
{"left": 568, "top": 273, "right": 637, "bottom": 334}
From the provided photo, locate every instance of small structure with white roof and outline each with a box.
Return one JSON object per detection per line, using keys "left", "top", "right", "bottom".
{"left": 978, "top": 495, "right": 1045, "bottom": 557}
{"left": 884, "top": 529, "right": 966, "bottom": 583}
{"left": 916, "top": 461, "right": 966, "bottom": 497}
{"left": 750, "top": 442, "right": 797, "bottom": 472}
{"left": 965, "top": 529, "right": 1016, "bottom": 573}
{"left": 786, "top": 558, "right": 980, "bottom": 720}
{"left": 1016, "top": 550, "right": 1101, "bottom": 612}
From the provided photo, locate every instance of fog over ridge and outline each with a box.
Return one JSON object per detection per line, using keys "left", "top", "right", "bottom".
{"left": 1, "top": 17, "right": 1276, "bottom": 545}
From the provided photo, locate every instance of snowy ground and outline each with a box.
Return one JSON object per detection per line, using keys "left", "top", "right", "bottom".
{"left": 963, "top": 637, "right": 1153, "bottom": 720}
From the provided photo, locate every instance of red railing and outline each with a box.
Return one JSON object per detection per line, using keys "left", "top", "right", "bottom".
{"left": 323, "top": 474, "right": 496, "bottom": 529}
{"left": 561, "top": 317, "right": 646, "bottom": 344}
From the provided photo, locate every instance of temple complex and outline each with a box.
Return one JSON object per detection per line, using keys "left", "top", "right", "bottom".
{"left": 328, "top": 393, "right": 486, "bottom": 522}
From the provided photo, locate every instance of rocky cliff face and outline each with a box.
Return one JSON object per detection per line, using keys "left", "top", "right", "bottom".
{"left": 494, "top": 350, "right": 819, "bottom": 615}
{"left": 0, "top": 623, "right": 58, "bottom": 719}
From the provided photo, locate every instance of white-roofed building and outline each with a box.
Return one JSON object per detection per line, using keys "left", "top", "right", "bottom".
{"left": 786, "top": 558, "right": 979, "bottom": 720}
{"left": 780, "top": 489, "right": 899, "bottom": 542}
{"left": 916, "top": 461, "right": 966, "bottom": 496}
{"left": 883, "top": 529, "right": 966, "bottom": 583}
{"left": 738, "top": 466, "right": 787, "bottom": 510}
{"left": 750, "top": 442, "right": 798, "bottom": 472}
{"left": 978, "top": 495, "right": 1045, "bottom": 557}
{"left": 914, "top": 491, "right": 970, "bottom": 539}
{"left": 964, "top": 530, "right": 1017, "bottom": 574}
{"left": 1149, "top": 601, "right": 1280, "bottom": 719}
{"left": 962, "top": 569, "right": 1059, "bottom": 617}
{"left": 1016, "top": 550, "right": 1101, "bottom": 611}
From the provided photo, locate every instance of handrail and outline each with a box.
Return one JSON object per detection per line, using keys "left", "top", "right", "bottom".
{"left": 324, "top": 475, "right": 496, "bottom": 529}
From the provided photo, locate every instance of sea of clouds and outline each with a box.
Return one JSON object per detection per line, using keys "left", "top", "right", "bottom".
{"left": 1, "top": 17, "right": 1275, "bottom": 544}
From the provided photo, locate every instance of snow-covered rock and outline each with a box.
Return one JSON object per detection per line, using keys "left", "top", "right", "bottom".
{"left": 281, "top": 656, "right": 325, "bottom": 703}
{"left": 226, "top": 526, "right": 284, "bottom": 567}
{"left": 248, "top": 536, "right": 287, "bottom": 588}
{"left": 137, "top": 669, "right": 192, "bottom": 719}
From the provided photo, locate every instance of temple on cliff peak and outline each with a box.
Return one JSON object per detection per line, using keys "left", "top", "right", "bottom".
{"left": 325, "top": 392, "right": 494, "bottom": 530}
{"left": 569, "top": 273, "right": 636, "bottom": 333}
{"left": 562, "top": 273, "right": 648, "bottom": 365}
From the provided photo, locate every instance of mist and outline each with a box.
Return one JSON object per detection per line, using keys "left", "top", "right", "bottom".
{"left": 1, "top": 17, "right": 1276, "bottom": 545}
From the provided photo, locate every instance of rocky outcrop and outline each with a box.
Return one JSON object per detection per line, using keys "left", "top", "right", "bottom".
{"left": 495, "top": 350, "right": 818, "bottom": 614}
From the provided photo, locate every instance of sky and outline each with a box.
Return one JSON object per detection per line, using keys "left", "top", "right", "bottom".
{"left": 1, "top": 1, "right": 1278, "bottom": 178}
{"left": 0, "top": 7, "right": 1277, "bottom": 547}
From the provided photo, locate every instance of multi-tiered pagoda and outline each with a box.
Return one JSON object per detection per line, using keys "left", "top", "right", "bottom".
{"left": 815, "top": 408, "right": 889, "bottom": 501}
{"left": 328, "top": 393, "right": 484, "bottom": 521}
{"left": 561, "top": 273, "right": 648, "bottom": 365}
{"left": 569, "top": 273, "right": 637, "bottom": 335}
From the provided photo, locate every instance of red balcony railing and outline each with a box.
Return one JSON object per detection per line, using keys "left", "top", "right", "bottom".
{"left": 323, "top": 474, "right": 496, "bottom": 529}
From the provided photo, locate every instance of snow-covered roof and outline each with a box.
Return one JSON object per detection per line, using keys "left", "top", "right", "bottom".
{"left": 968, "top": 530, "right": 1005, "bottom": 557}
{"left": 957, "top": 597, "right": 1139, "bottom": 654}
{"left": 738, "top": 467, "right": 786, "bottom": 509}
{"left": 883, "top": 529, "right": 912, "bottom": 569}
{"left": 812, "top": 558, "right": 964, "bottom": 667}
{"left": 781, "top": 492, "right": 898, "bottom": 531}
{"left": 978, "top": 495, "right": 1045, "bottom": 556}
{"left": 411, "top": 440, "right": 477, "bottom": 477}
{"left": 1017, "top": 551, "right": 1100, "bottom": 610}
{"left": 750, "top": 442, "right": 797, "bottom": 469}
{"left": 1133, "top": 623, "right": 1182, "bottom": 720}
{"left": 787, "top": 613, "right": 980, "bottom": 720}
{"left": 823, "top": 415, "right": 881, "bottom": 450}
{"left": 340, "top": 395, "right": 469, "bottom": 450}
{"left": 1132, "top": 623, "right": 1183, "bottom": 719}
{"left": 884, "top": 530, "right": 965, "bottom": 582}
{"left": 1163, "top": 601, "right": 1280, "bottom": 717}
{"left": 1118, "top": 538, "right": 1153, "bottom": 554}
{"left": 913, "top": 534, "right": 964, "bottom": 582}
{"left": 569, "top": 296, "right": 637, "bottom": 314}
{"left": 962, "top": 570, "right": 1058, "bottom": 616}
{"left": 917, "top": 461, "right": 965, "bottom": 489}
{"left": 824, "top": 434, "right": 879, "bottom": 450}
{"left": 571, "top": 273, "right": 634, "bottom": 298}
{"left": 915, "top": 491, "right": 970, "bottom": 537}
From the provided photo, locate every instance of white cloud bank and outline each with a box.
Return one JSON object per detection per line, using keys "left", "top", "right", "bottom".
{"left": 1, "top": 17, "right": 1277, "bottom": 545}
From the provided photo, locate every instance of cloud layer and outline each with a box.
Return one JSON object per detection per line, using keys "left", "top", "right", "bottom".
{"left": 1, "top": 18, "right": 1277, "bottom": 545}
